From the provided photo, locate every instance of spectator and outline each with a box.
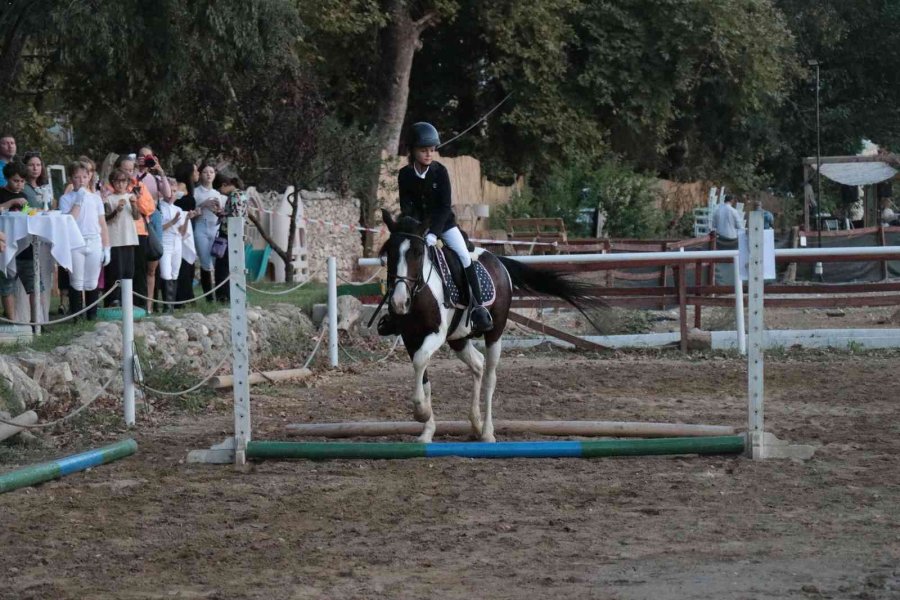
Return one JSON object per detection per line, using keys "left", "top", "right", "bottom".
{"left": 0, "top": 134, "right": 16, "bottom": 187}
{"left": 173, "top": 161, "right": 200, "bottom": 303}
{"left": 59, "top": 162, "right": 111, "bottom": 321}
{"left": 711, "top": 194, "right": 745, "bottom": 241}
{"left": 136, "top": 146, "right": 171, "bottom": 313}
{"left": 22, "top": 151, "right": 54, "bottom": 210}
{"left": 158, "top": 186, "right": 190, "bottom": 313}
{"left": 0, "top": 161, "right": 34, "bottom": 321}
{"left": 103, "top": 168, "right": 140, "bottom": 307}
{"left": 213, "top": 167, "right": 244, "bottom": 303}
{"left": 113, "top": 154, "right": 155, "bottom": 308}
{"left": 193, "top": 162, "right": 225, "bottom": 302}
{"left": 880, "top": 198, "right": 900, "bottom": 226}
{"left": 763, "top": 210, "right": 775, "bottom": 230}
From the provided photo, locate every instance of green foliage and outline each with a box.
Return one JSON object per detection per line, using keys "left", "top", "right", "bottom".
{"left": 501, "top": 160, "right": 664, "bottom": 238}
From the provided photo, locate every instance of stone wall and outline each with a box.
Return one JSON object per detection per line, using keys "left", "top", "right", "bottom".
{"left": 0, "top": 305, "right": 314, "bottom": 417}
{"left": 247, "top": 188, "right": 361, "bottom": 282}
{"left": 301, "top": 190, "right": 361, "bottom": 282}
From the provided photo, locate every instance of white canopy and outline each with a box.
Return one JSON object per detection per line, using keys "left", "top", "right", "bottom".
{"left": 812, "top": 161, "right": 897, "bottom": 186}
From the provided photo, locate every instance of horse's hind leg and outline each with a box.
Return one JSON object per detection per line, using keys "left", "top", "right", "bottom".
{"left": 481, "top": 338, "right": 502, "bottom": 442}
{"left": 449, "top": 339, "right": 485, "bottom": 438}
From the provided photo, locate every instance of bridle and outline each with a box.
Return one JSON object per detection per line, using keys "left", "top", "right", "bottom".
{"left": 367, "top": 231, "right": 436, "bottom": 327}
{"left": 386, "top": 232, "right": 435, "bottom": 299}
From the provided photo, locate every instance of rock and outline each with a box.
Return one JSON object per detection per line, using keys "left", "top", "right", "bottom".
{"left": 311, "top": 303, "right": 327, "bottom": 326}
{"left": 0, "top": 357, "right": 43, "bottom": 412}
{"left": 337, "top": 295, "right": 362, "bottom": 332}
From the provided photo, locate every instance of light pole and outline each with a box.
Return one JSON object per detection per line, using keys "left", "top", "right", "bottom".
{"left": 809, "top": 59, "right": 823, "bottom": 279}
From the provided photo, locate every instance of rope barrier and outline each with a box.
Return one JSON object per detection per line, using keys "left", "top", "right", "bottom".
{"left": 132, "top": 276, "right": 230, "bottom": 305}
{"left": 245, "top": 278, "right": 313, "bottom": 296}
{"left": 303, "top": 325, "right": 327, "bottom": 370}
{"left": 138, "top": 353, "right": 232, "bottom": 397}
{"left": 376, "top": 335, "right": 403, "bottom": 363}
{"left": 0, "top": 283, "right": 121, "bottom": 327}
{"left": 336, "top": 270, "right": 382, "bottom": 286}
{"left": 0, "top": 375, "right": 118, "bottom": 429}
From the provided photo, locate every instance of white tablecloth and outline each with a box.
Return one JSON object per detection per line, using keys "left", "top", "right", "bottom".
{"left": 0, "top": 212, "right": 86, "bottom": 324}
{"left": 0, "top": 211, "right": 85, "bottom": 275}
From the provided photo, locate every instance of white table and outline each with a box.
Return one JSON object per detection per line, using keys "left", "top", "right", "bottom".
{"left": 0, "top": 211, "right": 85, "bottom": 324}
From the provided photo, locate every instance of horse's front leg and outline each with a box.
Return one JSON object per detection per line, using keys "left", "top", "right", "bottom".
{"left": 406, "top": 331, "right": 444, "bottom": 443}
{"left": 448, "top": 339, "right": 484, "bottom": 438}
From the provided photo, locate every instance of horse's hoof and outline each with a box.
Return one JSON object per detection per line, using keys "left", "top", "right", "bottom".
{"left": 480, "top": 432, "right": 496, "bottom": 443}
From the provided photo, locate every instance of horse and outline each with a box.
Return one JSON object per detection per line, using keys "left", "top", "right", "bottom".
{"left": 378, "top": 208, "right": 604, "bottom": 443}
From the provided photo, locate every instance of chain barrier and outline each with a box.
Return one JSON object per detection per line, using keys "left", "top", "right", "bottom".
{"left": 0, "top": 282, "right": 121, "bottom": 327}
{"left": 0, "top": 375, "right": 118, "bottom": 429}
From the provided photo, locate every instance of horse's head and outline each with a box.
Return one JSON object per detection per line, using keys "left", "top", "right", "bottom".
{"left": 380, "top": 208, "right": 430, "bottom": 315}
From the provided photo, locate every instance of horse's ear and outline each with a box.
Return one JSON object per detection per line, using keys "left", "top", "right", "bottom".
{"left": 381, "top": 208, "right": 395, "bottom": 233}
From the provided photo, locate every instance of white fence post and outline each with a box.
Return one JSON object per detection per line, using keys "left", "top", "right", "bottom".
{"left": 327, "top": 256, "right": 338, "bottom": 368}
{"left": 747, "top": 207, "right": 765, "bottom": 458}
{"left": 228, "top": 216, "right": 251, "bottom": 465}
{"left": 121, "top": 278, "right": 135, "bottom": 426}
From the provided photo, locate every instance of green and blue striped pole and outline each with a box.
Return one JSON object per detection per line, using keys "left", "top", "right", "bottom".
{"left": 0, "top": 439, "right": 138, "bottom": 494}
{"left": 246, "top": 436, "right": 745, "bottom": 460}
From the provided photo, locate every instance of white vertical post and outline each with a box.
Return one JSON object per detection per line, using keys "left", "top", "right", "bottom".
{"left": 327, "top": 256, "right": 338, "bottom": 368}
{"left": 228, "top": 216, "right": 251, "bottom": 465}
{"left": 732, "top": 255, "right": 745, "bottom": 355}
{"left": 121, "top": 278, "right": 135, "bottom": 426}
{"left": 747, "top": 207, "right": 765, "bottom": 459}
{"left": 31, "top": 239, "right": 41, "bottom": 335}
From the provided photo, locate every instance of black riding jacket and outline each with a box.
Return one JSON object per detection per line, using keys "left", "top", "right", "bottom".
{"left": 398, "top": 161, "right": 456, "bottom": 234}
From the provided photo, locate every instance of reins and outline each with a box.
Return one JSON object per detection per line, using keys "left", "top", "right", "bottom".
{"left": 366, "top": 232, "right": 437, "bottom": 328}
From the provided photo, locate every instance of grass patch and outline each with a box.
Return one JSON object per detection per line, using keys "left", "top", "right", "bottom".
{"left": 133, "top": 336, "right": 215, "bottom": 413}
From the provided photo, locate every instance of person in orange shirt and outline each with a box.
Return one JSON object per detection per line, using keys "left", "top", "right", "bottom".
{"left": 111, "top": 154, "right": 156, "bottom": 307}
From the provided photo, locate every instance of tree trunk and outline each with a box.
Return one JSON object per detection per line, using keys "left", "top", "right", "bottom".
{"left": 360, "top": 3, "right": 438, "bottom": 256}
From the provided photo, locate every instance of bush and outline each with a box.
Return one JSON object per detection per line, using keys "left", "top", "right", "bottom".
{"left": 492, "top": 160, "right": 665, "bottom": 239}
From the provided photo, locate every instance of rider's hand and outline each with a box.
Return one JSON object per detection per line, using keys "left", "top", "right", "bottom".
{"left": 425, "top": 233, "right": 437, "bottom": 247}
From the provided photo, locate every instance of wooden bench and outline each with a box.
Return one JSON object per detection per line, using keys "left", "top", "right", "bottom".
{"left": 506, "top": 218, "right": 567, "bottom": 253}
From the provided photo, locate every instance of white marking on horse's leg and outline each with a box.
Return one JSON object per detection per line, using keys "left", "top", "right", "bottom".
{"left": 481, "top": 339, "right": 502, "bottom": 442}
{"left": 454, "top": 341, "right": 485, "bottom": 438}
{"left": 410, "top": 332, "right": 444, "bottom": 439}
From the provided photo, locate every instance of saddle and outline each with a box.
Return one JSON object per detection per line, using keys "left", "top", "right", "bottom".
{"left": 431, "top": 246, "right": 496, "bottom": 310}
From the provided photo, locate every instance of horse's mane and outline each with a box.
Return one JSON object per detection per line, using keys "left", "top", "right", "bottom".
{"left": 378, "top": 215, "right": 425, "bottom": 256}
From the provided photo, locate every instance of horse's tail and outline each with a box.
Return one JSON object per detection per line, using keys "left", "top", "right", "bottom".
{"left": 496, "top": 256, "right": 607, "bottom": 330}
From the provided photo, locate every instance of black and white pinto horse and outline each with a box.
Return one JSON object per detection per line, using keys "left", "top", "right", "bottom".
{"left": 379, "top": 209, "right": 604, "bottom": 444}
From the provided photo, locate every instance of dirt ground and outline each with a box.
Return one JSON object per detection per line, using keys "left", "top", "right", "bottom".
{"left": 2, "top": 345, "right": 899, "bottom": 599}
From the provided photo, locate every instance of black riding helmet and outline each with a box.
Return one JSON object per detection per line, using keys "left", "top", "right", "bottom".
{"left": 409, "top": 122, "right": 440, "bottom": 148}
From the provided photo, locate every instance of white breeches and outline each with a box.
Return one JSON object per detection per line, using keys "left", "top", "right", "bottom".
{"left": 160, "top": 236, "right": 183, "bottom": 281}
{"left": 441, "top": 226, "right": 471, "bottom": 268}
{"left": 71, "top": 235, "right": 103, "bottom": 291}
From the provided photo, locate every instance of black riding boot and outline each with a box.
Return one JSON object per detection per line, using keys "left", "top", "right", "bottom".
{"left": 163, "top": 280, "right": 177, "bottom": 314}
{"left": 84, "top": 289, "right": 100, "bottom": 321}
{"left": 200, "top": 270, "right": 213, "bottom": 303}
{"left": 465, "top": 264, "right": 493, "bottom": 333}
{"left": 68, "top": 288, "right": 84, "bottom": 322}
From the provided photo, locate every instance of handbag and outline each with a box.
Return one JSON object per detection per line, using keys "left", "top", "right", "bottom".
{"left": 211, "top": 230, "right": 227, "bottom": 259}
{"left": 143, "top": 215, "right": 163, "bottom": 261}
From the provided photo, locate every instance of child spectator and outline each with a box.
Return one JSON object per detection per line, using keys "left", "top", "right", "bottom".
{"left": 0, "top": 161, "right": 34, "bottom": 321}
{"left": 173, "top": 161, "right": 200, "bottom": 303}
{"left": 158, "top": 189, "right": 190, "bottom": 312}
{"left": 103, "top": 168, "right": 140, "bottom": 306}
{"left": 59, "top": 162, "right": 111, "bottom": 321}
{"left": 192, "top": 162, "right": 225, "bottom": 302}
